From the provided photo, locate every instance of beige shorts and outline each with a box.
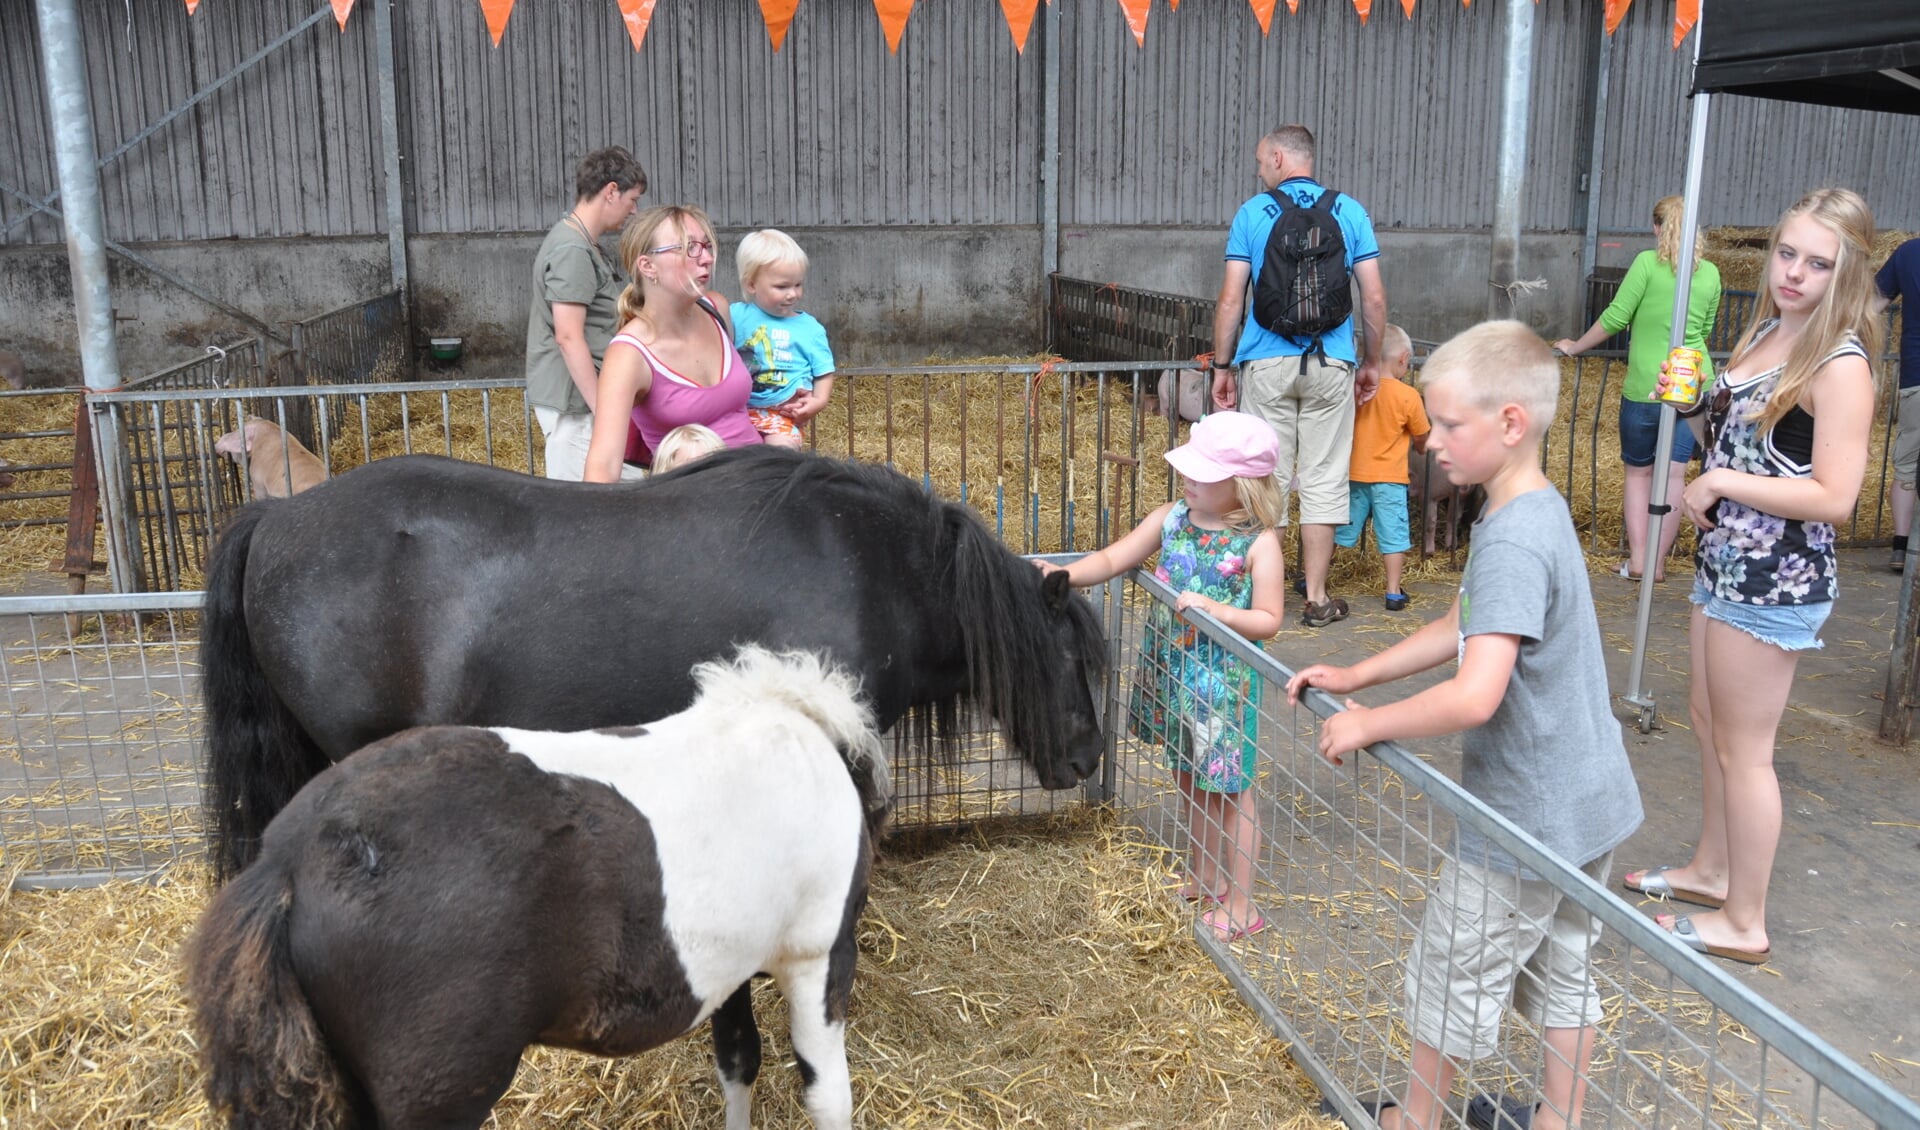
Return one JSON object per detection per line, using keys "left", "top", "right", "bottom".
{"left": 1239, "top": 353, "right": 1356, "bottom": 526}
{"left": 1894, "top": 386, "right": 1920, "bottom": 486}
{"left": 1404, "top": 852, "right": 1612, "bottom": 1061}
{"left": 533, "top": 407, "right": 644, "bottom": 482}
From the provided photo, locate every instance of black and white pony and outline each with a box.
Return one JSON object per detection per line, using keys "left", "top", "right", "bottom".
{"left": 187, "top": 647, "right": 888, "bottom": 1130}
{"left": 201, "top": 446, "right": 1109, "bottom": 881}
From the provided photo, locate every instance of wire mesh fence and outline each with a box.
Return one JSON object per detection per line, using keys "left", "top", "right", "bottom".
{"left": 0, "top": 592, "right": 203, "bottom": 889}
{"left": 1099, "top": 569, "right": 1920, "bottom": 1130}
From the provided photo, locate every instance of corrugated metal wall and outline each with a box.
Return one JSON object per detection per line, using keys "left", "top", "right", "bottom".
{"left": 1596, "top": 0, "right": 1920, "bottom": 231}
{"left": 0, "top": 0, "right": 384, "bottom": 244}
{"left": 3, "top": 0, "right": 1916, "bottom": 249}
{"left": 1059, "top": 0, "right": 1599, "bottom": 232}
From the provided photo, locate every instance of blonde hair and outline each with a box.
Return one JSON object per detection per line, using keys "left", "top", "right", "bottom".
{"left": 1381, "top": 323, "right": 1413, "bottom": 364}
{"left": 615, "top": 205, "right": 717, "bottom": 329}
{"left": 1420, "top": 320, "right": 1560, "bottom": 436}
{"left": 737, "top": 228, "right": 808, "bottom": 290}
{"left": 652, "top": 423, "right": 725, "bottom": 472}
{"left": 1728, "top": 188, "right": 1885, "bottom": 435}
{"left": 1653, "top": 195, "right": 1707, "bottom": 269}
{"left": 1221, "top": 473, "right": 1287, "bottom": 535}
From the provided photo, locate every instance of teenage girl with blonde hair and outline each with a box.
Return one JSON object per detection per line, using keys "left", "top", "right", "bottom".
{"left": 1555, "top": 194, "right": 1723, "bottom": 581}
{"left": 1624, "top": 187, "right": 1883, "bottom": 965}
{"left": 1041, "top": 412, "right": 1287, "bottom": 941}
{"left": 584, "top": 205, "right": 761, "bottom": 483}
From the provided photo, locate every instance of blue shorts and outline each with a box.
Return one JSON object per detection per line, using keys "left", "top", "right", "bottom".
{"left": 1619, "top": 398, "right": 1695, "bottom": 467}
{"left": 1690, "top": 577, "right": 1829, "bottom": 651}
{"left": 1334, "top": 481, "right": 1411, "bottom": 555}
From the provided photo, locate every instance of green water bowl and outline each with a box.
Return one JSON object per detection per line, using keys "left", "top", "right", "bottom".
{"left": 429, "top": 337, "right": 464, "bottom": 363}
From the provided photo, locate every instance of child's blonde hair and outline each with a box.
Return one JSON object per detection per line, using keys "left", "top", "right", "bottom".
{"left": 1224, "top": 474, "right": 1287, "bottom": 535}
{"left": 736, "top": 228, "right": 808, "bottom": 291}
{"left": 1381, "top": 323, "right": 1413, "bottom": 366}
{"left": 1419, "top": 321, "right": 1560, "bottom": 437}
{"left": 652, "top": 423, "right": 725, "bottom": 473}
{"left": 1727, "top": 187, "right": 1885, "bottom": 436}
{"left": 616, "top": 205, "right": 717, "bottom": 329}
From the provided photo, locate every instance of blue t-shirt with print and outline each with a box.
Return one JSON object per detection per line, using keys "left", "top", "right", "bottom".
{"left": 1225, "top": 177, "right": 1381, "bottom": 366}
{"left": 1875, "top": 237, "right": 1919, "bottom": 389}
{"left": 730, "top": 303, "right": 837, "bottom": 408}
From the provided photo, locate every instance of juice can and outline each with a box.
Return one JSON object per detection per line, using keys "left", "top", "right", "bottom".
{"left": 1660, "top": 346, "right": 1706, "bottom": 408}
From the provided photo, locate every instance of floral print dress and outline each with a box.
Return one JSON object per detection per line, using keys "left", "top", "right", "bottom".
{"left": 1128, "top": 502, "right": 1263, "bottom": 793}
{"left": 1696, "top": 321, "right": 1866, "bottom": 605}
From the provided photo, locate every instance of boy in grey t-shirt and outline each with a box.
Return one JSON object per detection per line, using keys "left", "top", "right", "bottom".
{"left": 1288, "top": 321, "right": 1643, "bottom": 1130}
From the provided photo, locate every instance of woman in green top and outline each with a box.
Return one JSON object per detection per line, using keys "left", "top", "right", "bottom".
{"left": 1557, "top": 195, "right": 1723, "bottom": 580}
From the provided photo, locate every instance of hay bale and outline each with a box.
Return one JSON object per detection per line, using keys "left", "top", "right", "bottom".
{"left": 0, "top": 811, "right": 1325, "bottom": 1128}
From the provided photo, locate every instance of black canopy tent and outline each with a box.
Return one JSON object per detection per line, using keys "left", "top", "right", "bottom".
{"left": 1691, "top": 0, "right": 1920, "bottom": 114}
{"left": 1622, "top": 0, "right": 1920, "bottom": 733}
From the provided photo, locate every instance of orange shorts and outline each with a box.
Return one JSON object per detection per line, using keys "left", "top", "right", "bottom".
{"left": 748, "top": 403, "right": 805, "bottom": 441}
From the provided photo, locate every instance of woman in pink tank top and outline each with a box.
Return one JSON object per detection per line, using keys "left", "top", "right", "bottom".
{"left": 584, "top": 205, "right": 761, "bottom": 482}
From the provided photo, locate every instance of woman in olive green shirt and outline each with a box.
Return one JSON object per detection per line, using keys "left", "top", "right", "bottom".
{"left": 1557, "top": 195, "right": 1723, "bottom": 580}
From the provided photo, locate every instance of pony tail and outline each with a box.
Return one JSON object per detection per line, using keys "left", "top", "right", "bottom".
{"left": 186, "top": 862, "right": 359, "bottom": 1130}
{"left": 615, "top": 279, "right": 646, "bottom": 328}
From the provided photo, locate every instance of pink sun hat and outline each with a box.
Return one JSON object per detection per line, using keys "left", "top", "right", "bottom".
{"left": 1164, "top": 411, "right": 1279, "bottom": 483}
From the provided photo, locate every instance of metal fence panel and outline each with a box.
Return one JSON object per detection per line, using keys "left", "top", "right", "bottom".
{"left": 1103, "top": 570, "right": 1920, "bottom": 1130}
{"left": 0, "top": 592, "right": 204, "bottom": 888}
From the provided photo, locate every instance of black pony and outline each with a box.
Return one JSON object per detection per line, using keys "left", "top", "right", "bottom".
{"left": 202, "top": 446, "right": 1108, "bottom": 880}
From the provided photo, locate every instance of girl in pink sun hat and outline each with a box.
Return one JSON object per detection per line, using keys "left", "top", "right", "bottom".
{"left": 1040, "top": 411, "right": 1286, "bottom": 941}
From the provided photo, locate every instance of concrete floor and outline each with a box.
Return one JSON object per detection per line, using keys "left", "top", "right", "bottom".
{"left": 1276, "top": 545, "right": 1920, "bottom": 1105}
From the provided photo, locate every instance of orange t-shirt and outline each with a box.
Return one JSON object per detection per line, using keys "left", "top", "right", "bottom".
{"left": 1349, "top": 376, "right": 1430, "bottom": 484}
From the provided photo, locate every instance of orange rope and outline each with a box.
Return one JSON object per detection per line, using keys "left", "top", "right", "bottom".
{"left": 1027, "top": 355, "right": 1063, "bottom": 418}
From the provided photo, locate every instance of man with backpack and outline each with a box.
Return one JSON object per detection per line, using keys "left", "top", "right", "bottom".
{"left": 1211, "top": 124, "right": 1388, "bottom": 628}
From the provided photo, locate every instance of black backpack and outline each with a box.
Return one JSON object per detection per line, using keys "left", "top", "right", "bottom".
{"left": 1250, "top": 187, "right": 1352, "bottom": 347}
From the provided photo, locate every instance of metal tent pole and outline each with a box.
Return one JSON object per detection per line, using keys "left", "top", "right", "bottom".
{"left": 1040, "top": 0, "right": 1061, "bottom": 300}
{"left": 1623, "top": 72, "right": 1712, "bottom": 732}
{"left": 1487, "top": 0, "right": 1533, "bottom": 320}
{"left": 34, "top": 0, "right": 139, "bottom": 593}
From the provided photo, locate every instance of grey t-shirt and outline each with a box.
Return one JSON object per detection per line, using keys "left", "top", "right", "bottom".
{"left": 525, "top": 216, "right": 624, "bottom": 415}
{"left": 1455, "top": 488, "right": 1643, "bottom": 874}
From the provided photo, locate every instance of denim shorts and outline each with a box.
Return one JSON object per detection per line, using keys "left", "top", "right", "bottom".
{"left": 1690, "top": 577, "right": 1830, "bottom": 651}
{"left": 1618, "top": 397, "right": 1696, "bottom": 467}
{"left": 1334, "top": 481, "right": 1411, "bottom": 554}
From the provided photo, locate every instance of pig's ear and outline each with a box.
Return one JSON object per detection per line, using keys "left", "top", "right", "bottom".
{"left": 213, "top": 430, "right": 241, "bottom": 455}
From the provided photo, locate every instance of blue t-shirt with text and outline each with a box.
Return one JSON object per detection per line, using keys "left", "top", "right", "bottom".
{"left": 731, "top": 304, "right": 836, "bottom": 408}
{"left": 1225, "top": 177, "right": 1381, "bottom": 366}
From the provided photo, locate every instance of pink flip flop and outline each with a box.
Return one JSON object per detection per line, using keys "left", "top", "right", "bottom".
{"left": 1203, "top": 908, "right": 1267, "bottom": 942}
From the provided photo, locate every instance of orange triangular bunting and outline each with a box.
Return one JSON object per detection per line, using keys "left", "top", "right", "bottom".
{"left": 331, "top": 0, "right": 354, "bottom": 30}
{"left": 1249, "top": 0, "right": 1277, "bottom": 33}
{"left": 1353, "top": 0, "right": 1372, "bottom": 24}
{"left": 758, "top": 0, "right": 800, "bottom": 51}
{"left": 1673, "top": 0, "right": 1699, "bottom": 47}
{"left": 1117, "top": 0, "right": 1149, "bottom": 46}
{"left": 184, "top": 0, "right": 200, "bottom": 13}
{"left": 1287, "top": 0, "right": 1300, "bottom": 14}
{"left": 1604, "top": 0, "right": 1631, "bottom": 33}
{"left": 615, "top": 0, "right": 657, "bottom": 52}
{"left": 479, "top": 0, "right": 513, "bottom": 46}
{"left": 1400, "top": 0, "right": 1415, "bottom": 16}
{"left": 875, "top": 0, "right": 913, "bottom": 53}
{"left": 1169, "top": 0, "right": 1180, "bottom": 9}
{"left": 1000, "top": 0, "right": 1039, "bottom": 52}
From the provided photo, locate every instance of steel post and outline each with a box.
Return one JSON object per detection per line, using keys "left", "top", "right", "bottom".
{"left": 1040, "top": 0, "right": 1062, "bottom": 339}
{"left": 1487, "top": 0, "right": 1533, "bottom": 320}
{"left": 372, "top": 0, "right": 409, "bottom": 298}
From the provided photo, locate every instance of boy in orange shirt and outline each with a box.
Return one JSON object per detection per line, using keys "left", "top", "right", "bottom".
{"left": 1335, "top": 325, "right": 1430, "bottom": 610}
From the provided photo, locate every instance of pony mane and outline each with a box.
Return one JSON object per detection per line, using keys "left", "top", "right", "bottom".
{"left": 689, "top": 646, "right": 890, "bottom": 825}
{"left": 673, "top": 447, "right": 1109, "bottom": 772}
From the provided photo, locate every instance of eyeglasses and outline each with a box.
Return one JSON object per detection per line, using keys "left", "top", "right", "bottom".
{"left": 645, "top": 239, "right": 715, "bottom": 260}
